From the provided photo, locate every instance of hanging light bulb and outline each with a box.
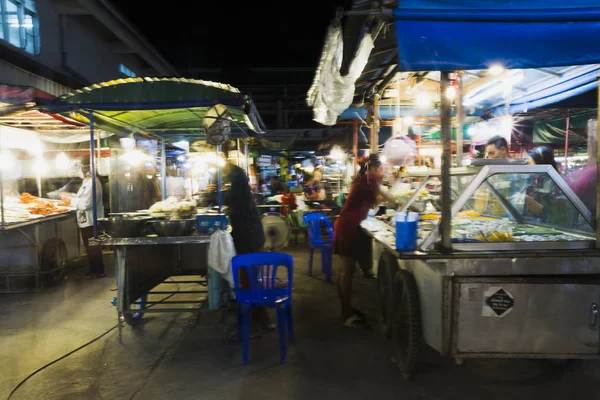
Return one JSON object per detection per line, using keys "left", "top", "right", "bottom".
{"left": 120, "top": 150, "right": 150, "bottom": 166}
{"left": 445, "top": 86, "right": 457, "bottom": 100}
{"left": 55, "top": 152, "right": 70, "bottom": 170}
{"left": 488, "top": 64, "right": 504, "bottom": 75}
{"left": 329, "top": 145, "right": 345, "bottom": 160}
{"left": 33, "top": 157, "right": 48, "bottom": 174}
{"left": 416, "top": 92, "right": 430, "bottom": 107}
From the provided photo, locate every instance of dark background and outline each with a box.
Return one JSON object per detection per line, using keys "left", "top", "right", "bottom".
{"left": 113, "top": 1, "right": 352, "bottom": 129}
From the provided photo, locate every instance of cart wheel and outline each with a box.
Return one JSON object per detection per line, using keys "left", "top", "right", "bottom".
{"left": 392, "top": 269, "right": 421, "bottom": 379}
{"left": 123, "top": 295, "right": 147, "bottom": 325}
{"left": 40, "top": 238, "right": 67, "bottom": 287}
{"left": 376, "top": 252, "right": 396, "bottom": 338}
{"left": 123, "top": 313, "right": 138, "bottom": 326}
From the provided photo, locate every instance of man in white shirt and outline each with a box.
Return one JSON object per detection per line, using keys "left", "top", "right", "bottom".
{"left": 60, "top": 161, "right": 105, "bottom": 279}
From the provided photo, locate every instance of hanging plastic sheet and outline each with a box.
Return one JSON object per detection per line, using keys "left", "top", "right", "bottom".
{"left": 307, "top": 21, "right": 374, "bottom": 126}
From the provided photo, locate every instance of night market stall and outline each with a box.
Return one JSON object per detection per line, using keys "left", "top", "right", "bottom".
{"left": 0, "top": 85, "right": 109, "bottom": 292}
{"left": 309, "top": 1, "right": 600, "bottom": 378}
{"left": 46, "top": 77, "right": 265, "bottom": 325}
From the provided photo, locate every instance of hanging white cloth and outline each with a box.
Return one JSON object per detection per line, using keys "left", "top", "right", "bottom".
{"left": 208, "top": 229, "right": 237, "bottom": 286}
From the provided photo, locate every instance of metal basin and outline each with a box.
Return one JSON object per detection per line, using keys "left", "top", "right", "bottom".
{"left": 98, "top": 216, "right": 151, "bottom": 238}
{"left": 148, "top": 219, "right": 196, "bottom": 237}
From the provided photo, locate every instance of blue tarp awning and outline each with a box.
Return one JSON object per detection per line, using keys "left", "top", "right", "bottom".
{"left": 394, "top": 1, "right": 600, "bottom": 71}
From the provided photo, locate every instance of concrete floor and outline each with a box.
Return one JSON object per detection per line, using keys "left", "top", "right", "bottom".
{"left": 1, "top": 246, "right": 599, "bottom": 400}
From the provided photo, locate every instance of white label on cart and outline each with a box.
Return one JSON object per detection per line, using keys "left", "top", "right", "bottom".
{"left": 482, "top": 287, "right": 514, "bottom": 317}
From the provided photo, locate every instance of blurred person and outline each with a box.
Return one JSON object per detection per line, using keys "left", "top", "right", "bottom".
{"left": 333, "top": 154, "right": 395, "bottom": 327}
{"left": 567, "top": 165, "right": 597, "bottom": 218}
{"left": 528, "top": 146, "right": 559, "bottom": 171}
{"left": 60, "top": 160, "right": 105, "bottom": 279}
{"left": 306, "top": 183, "right": 326, "bottom": 200}
{"left": 270, "top": 175, "right": 288, "bottom": 194}
{"left": 211, "top": 145, "right": 270, "bottom": 332}
{"left": 166, "top": 168, "right": 185, "bottom": 199}
{"left": 184, "top": 170, "right": 200, "bottom": 200}
{"left": 312, "top": 164, "right": 323, "bottom": 184}
{"left": 485, "top": 135, "right": 510, "bottom": 159}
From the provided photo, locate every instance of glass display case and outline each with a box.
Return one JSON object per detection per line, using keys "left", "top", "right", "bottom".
{"left": 415, "top": 164, "right": 595, "bottom": 251}
{"left": 396, "top": 167, "right": 481, "bottom": 213}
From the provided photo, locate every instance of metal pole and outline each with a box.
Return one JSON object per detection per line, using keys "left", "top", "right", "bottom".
{"left": 97, "top": 130, "right": 101, "bottom": 175}
{"left": 89, "top": 112, "right": 98, "bottom": 238}
{"left": 373, "top": 94, "right": 381, "bottom": 151}
{"left": 440, "top": 71, "right": 452, "bottom": 252}
{"left": 456, "top": 73, "right": 465, "bottom": 166}
{"left": 244, "top": 138, "right": 249, "bottom": 177}
{"left": 36, "top": 173, "right": 42, "bottom": 198}
{"left": 596, "top": 84, "right": 600, "bottom": 249}
{"left": 236, "top": 138, "right": 241, "bottom": 166}
{"left": 161, "top": 139, "right": 167, "bottom": 200}
{"left": 564, "top": 114, "right": 570, "bottom": 174}
{"left": 0, "top": 163, "right": 4, "bottom": 228}
{"left": 352, "top": 119, "right": 359, "bottom": 174}
{"left": 217, "top": 144, "right": 223, "bottom": 213}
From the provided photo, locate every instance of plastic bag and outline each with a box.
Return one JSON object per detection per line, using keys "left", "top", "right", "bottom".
{"left": 208, "top": 230, "right": 237, "bottom": 286}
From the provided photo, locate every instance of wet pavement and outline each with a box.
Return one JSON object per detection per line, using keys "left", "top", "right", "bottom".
{"left": 1, "top": 246, "right": 599, "bottom": 400}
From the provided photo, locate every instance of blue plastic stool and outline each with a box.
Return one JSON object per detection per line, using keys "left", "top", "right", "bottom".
{"left": 232, "top": 252, "right": 294, "bottom": 364}
{"left": 303, "top": 212, "right": 333, "bottom": 283}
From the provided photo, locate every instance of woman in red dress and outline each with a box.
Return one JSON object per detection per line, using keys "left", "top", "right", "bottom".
{"left": 333, "top": 154, "right": 393, "bottom": 327}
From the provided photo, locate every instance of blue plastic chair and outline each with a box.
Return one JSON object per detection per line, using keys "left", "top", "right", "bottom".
{"left": 232, "top": 252, "right": 294, "bottom": 364}
{"left": 302, "top": 212, "right": 333, "bottom": 283}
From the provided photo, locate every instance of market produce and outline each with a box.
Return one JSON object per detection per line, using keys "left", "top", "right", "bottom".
{"left": 149, "top": 197, "right": 197, "bottom": 219}
{"left": 29, "top": 202, "right": 64, "bottom": 215}
{"left": 19, "top": 192, "right": 38, "bottom": 204}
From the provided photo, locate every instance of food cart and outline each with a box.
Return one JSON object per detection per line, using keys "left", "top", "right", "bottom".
{"left": 364, "top": 161, "right": 600, "bottom": 377}
{"left": 308, "top": 1, "right": 600, "bottom": 379}
{"left": 0, "top": 122, "right": 83, "bottom": 292}
{"left": 0, "top": 195, "right": 78, "bottom": 292}
{"left": 46, "top": 77, "right": 265, "bottom": 325}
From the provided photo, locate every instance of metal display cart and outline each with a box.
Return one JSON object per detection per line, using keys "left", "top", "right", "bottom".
{"left": 365, "top": 163, "right": 600, "bottom": 378}
{"left": 89, "top": 236, "right": 213, "bottom": 326}
{"left": 0, "top": 211, "right": 80, "bottom": 292}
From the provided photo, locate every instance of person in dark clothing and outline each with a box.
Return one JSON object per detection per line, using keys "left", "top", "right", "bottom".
{"left": 215, "top": 145, "right": 271, "bottom": 330}
{"left": 221, "top": 159, "right": 266, "bottom": 255}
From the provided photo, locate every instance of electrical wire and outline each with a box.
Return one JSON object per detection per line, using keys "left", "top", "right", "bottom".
{"left": 6, "top": 280, "right": 184, "bottom": 400}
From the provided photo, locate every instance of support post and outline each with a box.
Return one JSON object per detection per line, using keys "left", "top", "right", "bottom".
{"left": 89, "top": 112, "right": 98, "bottom": 238}
{"left": 456, "top": 72, "right": 465, "bottom": 167}
{"left": 217, "top": 144, "right": 223, "bottom": 213}
{"left": 373, "top": 94, "right": 381, "bottom": 152}
{"left": 244, "top": 138, "right": 249, "bottom": 177}
{"left": 440, "top": 72, "right": 452, "bottom": 252}
{"left": 352, "top": 119, "right": 359, "bottom": 174}
{"left": 564, "top": 114, "right": 570, "bottom": 173}
{"left": 596, "top": 84, "right": 600, "bottom": 248}
{"left": 161, "top": 139, "right": 167, "bottom": 200}
{"left": 97, "top": 130, "right": 102, "bottom": 175}
{"left": 0, "top": 161, "right": 4, "bottom": 228}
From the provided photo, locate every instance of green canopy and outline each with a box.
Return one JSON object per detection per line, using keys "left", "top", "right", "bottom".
{"left": 532, "top": 110, "right": 595, "bottom": 145}
{"left": 45, "top": 77, "right": 266, "bottom": 140}
{"left": 411, "top": 125, "right": 472, "bottom": 141}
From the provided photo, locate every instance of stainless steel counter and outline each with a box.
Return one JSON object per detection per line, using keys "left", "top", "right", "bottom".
{"left": 89, "top": 235, "right": 211, "bottom": 247}
{"left": 1, "top": 211, "right": 75, "bottom": 231}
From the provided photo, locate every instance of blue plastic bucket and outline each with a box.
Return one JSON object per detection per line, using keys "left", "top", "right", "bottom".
{"left": 395, "top": 212, "right": 418, "bottom": 251}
